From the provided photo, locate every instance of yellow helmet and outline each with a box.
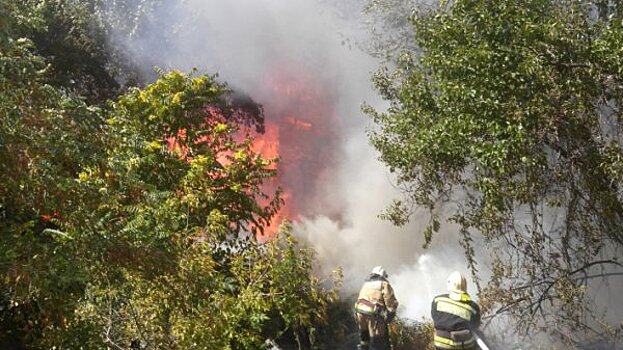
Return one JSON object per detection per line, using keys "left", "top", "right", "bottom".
{"left": 447, "top": 271, "right": 467, "bottom": 293}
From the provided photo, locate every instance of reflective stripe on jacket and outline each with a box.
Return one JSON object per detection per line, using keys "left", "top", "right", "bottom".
{"left": 354, "top": 298, "right": 377, "bottom": 316}
{"left": 435, "top": 296, "right": 477, "bottom": 321}
{"left": 433, "top": 329, "right": 476, "bottom": 349}
{"left": 431, "top": 292, "right": 480, "bottom": 349}
{"left": 354, "top": 274, "right": 399, "bottom": 316}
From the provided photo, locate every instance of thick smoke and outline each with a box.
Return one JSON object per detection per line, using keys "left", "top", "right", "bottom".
{"left": 108, "top": 0, "right": 477, "bottom": 321}
{"left": 105, "top": 2, "right": 623, "bottom": 349}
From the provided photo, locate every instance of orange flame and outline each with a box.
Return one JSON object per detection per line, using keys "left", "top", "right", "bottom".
{"left": 285, "top": 117, "right": 313, "bottom": 130}
{"left": 252, "top": 63, "right": 340, "bottom": 239}
{"left": 250, "top": 123, "right": 280, "bottom": 166}
{"left": 169, "top": 65, "right": 339, "bottom": 240}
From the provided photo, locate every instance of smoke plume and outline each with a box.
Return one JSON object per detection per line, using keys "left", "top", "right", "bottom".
{"left": 107, "top": 0, "right": 478, "bottom": 322}
{"left": 103, "top": 2, "right": 623, "bottom": 349}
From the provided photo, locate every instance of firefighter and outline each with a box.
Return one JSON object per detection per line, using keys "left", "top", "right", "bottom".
{"left": 431, "top": 271, "right": 481, "bottom": 350}
{"left": 353, "top": 266, "right": 399, "bottom": 350}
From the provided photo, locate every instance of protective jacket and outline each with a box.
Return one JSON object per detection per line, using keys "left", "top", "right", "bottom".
{"left": 431, "top": 292, "right": 481, "bottom": 349}
{"left": 354, "top": 274, "right": 399, "bottom": 350}
{"left": 355, "top": 274, "right": 399, "bottom": 317}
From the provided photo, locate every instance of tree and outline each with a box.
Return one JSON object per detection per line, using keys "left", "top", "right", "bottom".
{"left": 365, "top": 0, "right": 623, "bottom": 346}
{"left": 0, "top": 1, "right": 109, "bottom": 347}
{"left": 1, "top": 1, "right": 340, "bottom": 348}
{"left": 362, "top": 0, "right": 418, "bottom": 62}
{"left": 55, "top": 71, "right": 338, "bottom": 349}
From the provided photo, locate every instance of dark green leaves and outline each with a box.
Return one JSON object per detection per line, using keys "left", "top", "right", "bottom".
{"left": 367, "top": 0, "right": 623, "bottom": 344}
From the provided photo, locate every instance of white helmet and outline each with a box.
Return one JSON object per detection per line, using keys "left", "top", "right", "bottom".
{"left": 371, "top": 265, "right": 388, "bottom": 278}
{"left": 447, "top": 271, "right": 467, "bottom": 293}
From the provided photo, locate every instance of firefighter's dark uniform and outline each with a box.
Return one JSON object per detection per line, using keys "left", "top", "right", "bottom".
{"left": 431, "top": 291, "right": 481, "bottom": 349}
{"left": 353, "top": 273, "right": 398, "bottom": 350}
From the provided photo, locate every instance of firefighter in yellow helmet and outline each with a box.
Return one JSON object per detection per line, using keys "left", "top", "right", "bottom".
{"left": 353, "top": 266, "right": 399, "bottom": 350}
{"left": 431, "top": 271, "right": 481, "bottom": 349}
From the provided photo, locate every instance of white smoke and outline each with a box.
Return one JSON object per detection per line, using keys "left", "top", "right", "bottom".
{"left": 293, "top": 127, "right": 469, "bottom": 319}
{"left": 104, "top": 2, "right": 623, "bottom": 349}
{"left": 107, "top": 0, "right": 474, "bottom": 322}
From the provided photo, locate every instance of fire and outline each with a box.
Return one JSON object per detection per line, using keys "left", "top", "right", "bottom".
{"left": 252, "top": 63, "right": 340, "bottom": 238}
{"left": 167, "top": 65, "right": 340, "bottom": 240}
{"left": 250, "top": 123, "right": 280, "bottom": 165}
{"left": 285, "top": 117, "right": 313, "bottom": 130}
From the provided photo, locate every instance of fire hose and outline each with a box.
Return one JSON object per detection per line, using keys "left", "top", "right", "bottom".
{"left": 473, "top": 329, "right": 492, "bottom": 350}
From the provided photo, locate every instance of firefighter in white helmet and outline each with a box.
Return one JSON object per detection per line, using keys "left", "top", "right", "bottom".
{"left": 353, "top": 266, "right": 399, "bottom": 350}
{"left": 431, "top": 271, "right": 481, "bottom": 349}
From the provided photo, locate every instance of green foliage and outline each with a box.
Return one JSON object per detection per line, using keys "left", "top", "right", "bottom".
{"left": 29, "top": 0, "right": 123, "bottom": 103}
{"left": 5, "top": 0, "right": 136, "bottom": 104}
{"left": 62, "top": 226, "right": 339, "bottom": 350}
{"left": 0, "top": 2, "right": 106, "bottom": 348}
{"left": 389, "top": 318, "right": 434, "bottom": 350}
{"left": 367, "top": 0, "right": 623, "bottom": 345}
{"left": 0, "top": 2, "right": 341, "bottom": 348}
